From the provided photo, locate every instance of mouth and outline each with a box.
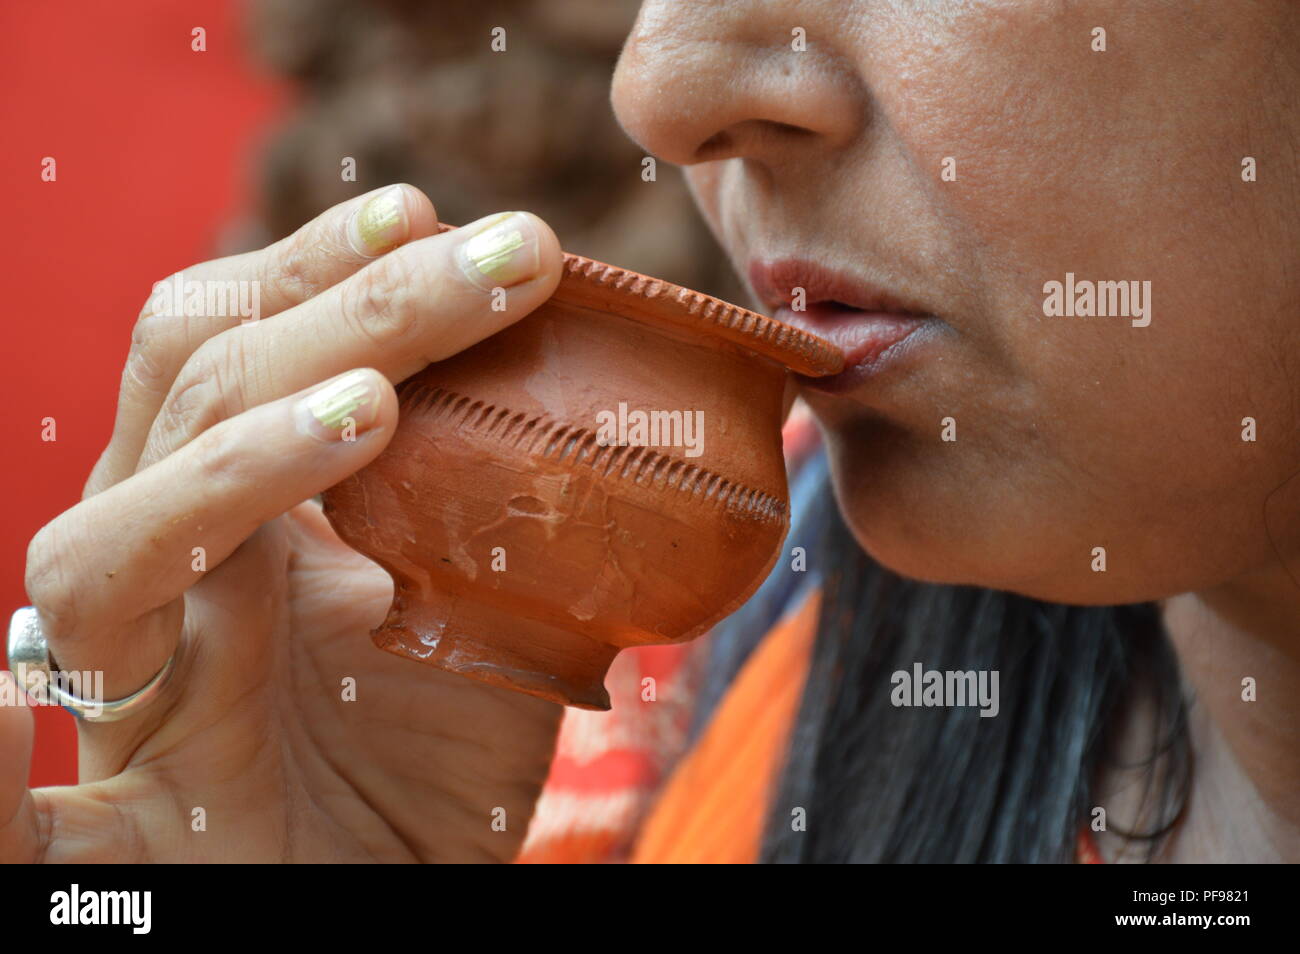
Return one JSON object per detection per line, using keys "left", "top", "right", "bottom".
{"left": 748, "top": 259, "right": 936, "bottom": 393}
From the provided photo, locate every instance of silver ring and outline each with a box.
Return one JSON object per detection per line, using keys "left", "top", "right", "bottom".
{"left": 6, "top": 606, "right": 176, "bottom": 723}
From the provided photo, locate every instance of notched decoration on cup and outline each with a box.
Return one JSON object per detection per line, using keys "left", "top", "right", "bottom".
{"left": 321, "top": 224, "right": 844, "bottom": 709}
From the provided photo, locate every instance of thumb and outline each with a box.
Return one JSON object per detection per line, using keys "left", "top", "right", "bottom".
{"left": 0, "top": 672, "right": 141, "bottom": 863}
{"left": 0, "top": 669, "right": 42, "bottom": 862}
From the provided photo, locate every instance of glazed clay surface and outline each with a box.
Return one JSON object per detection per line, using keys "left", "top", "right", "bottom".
{"left": 322, "top": 234, "right": 841, "bottom": 709}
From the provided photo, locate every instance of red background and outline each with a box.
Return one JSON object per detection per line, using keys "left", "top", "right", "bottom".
{"left": 0, "top": 1, "right": 287, "bottom": 786}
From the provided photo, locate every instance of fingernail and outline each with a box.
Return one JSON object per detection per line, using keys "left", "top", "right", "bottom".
{"left": 349, "top": 186, "right": 408, "bottom": 257}
{"left": 456, "top": 211, "right": 540, "bottom": 292}
{"left": 295, "top": 370, "right": 382, "bottom": 442}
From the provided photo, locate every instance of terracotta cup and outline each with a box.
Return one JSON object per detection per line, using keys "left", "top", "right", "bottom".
{"left": 322, "top": 225, "right": 842, "bottom": 709}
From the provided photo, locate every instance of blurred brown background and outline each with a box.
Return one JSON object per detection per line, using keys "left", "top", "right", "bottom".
{"left": 245, "top": 0, "right": 744, "bottom": 302}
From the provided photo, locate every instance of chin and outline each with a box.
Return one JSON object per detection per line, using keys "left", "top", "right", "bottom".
{"left": 839, "top": 507, "right": 1001, "bottom": 590}
{"left": 829, "top": 474, "right": 990, "bottom": 583}
{"left": 827, "top": 469, "right": 1113, "bottom": 606}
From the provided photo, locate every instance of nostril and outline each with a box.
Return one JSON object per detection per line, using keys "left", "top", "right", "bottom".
{"left": 695, "top": 119, "right": 820, "bottom": 163}
{"left": 696, "top": 130, "right": 735, "bottom": 161}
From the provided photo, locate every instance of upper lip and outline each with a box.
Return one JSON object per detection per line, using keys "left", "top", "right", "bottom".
{"left": 747, "top": 259, "right": 932, "bottom": 318}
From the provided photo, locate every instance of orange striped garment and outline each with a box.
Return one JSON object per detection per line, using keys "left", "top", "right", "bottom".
{"left": 517, "top": 588, "right": 819, "bottom": 863}
{"left": 630, "top": 589, "right": 821, "bottom": 863}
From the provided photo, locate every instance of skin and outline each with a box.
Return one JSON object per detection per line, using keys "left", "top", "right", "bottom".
{"left": 1, "top": 190, "right": 568, "bottom": 861}
{"left": 610, "top": 0, "right": 1300, "bottom": 860}
{"left": 3, "top": 1, "right": 1296, "bottom": 862}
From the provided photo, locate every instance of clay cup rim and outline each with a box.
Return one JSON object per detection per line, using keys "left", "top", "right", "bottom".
{"left": 437, "top": 221, "right": 845, "bottom": 377}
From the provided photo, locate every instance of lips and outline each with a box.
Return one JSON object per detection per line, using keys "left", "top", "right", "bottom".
{"left": 749, "top": 259, "right": 933, "bottom": 391}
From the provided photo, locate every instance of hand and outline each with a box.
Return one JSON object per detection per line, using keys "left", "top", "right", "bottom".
{"left": 2, "top": 186, "right": 566, "bottom": 862}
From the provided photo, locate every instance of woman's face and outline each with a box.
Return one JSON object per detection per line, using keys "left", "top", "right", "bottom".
{"left": 612, "top": 0, "right": 1300, "bottom": 605}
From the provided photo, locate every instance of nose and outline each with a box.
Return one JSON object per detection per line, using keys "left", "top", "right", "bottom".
{"left": 611, "top": 1, "right": 865, "bottom": 167}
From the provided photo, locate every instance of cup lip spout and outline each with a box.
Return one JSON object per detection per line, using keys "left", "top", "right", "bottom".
{"left": 435, "top": 221, "right": 845, "bottom": 378}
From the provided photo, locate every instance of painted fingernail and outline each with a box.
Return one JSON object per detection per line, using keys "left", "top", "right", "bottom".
{"left": 295, "top": 370, "right": 381, "bottom": 442}
{"left": 349, "top": 186, "right": 408, "bottom": 257}
{"left": 456, "top": 211, "right": 540, "bottom": 292}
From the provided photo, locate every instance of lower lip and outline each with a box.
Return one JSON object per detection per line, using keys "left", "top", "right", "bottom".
{"left": 775, "top": 304, "right": 929, "bottom": 393}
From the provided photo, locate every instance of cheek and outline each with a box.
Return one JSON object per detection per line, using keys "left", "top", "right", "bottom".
{"left": 873, "top": 1, "right": 1290, "bottom": 356}
{"left": 815, "top": 4, "right": 1300, "bottom": 599}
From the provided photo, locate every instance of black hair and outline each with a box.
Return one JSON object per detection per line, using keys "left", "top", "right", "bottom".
{"left": 752, "top": 498, "right": 1192, "bottom": 863}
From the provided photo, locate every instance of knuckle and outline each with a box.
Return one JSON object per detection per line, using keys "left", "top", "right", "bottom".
{"left": 25, "top": 521, "right": 84, "bottom": 641}
{"left": 124, "top": 311, "right": 177, "bottom": 394}
{"left": 267, "top": 231, "right": 327, "bottom": 305}
{"left": 190, "top": 418, "right": 258, "bottom": 498}
{"left": 149, "top": 342, "right": 230, "bottom": 456}
{"left": 341, "top": 251, "right": 422, "bottom": 348}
